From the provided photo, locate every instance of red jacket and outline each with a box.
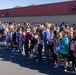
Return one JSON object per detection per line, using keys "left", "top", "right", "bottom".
{"left": 25, "top": 32, "right": 30, "bottom": 42}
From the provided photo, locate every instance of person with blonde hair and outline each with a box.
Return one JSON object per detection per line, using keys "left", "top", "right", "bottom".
{"left": 60, "top": 29, "right": 69, "bottom": 71}
{"left": 43, "top": 23, "right": 51, "bottom": 64}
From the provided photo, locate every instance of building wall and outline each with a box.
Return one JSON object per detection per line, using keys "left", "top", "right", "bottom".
{"left": 0, "top": 1, "right": 76, "bottom": 26}
{"left": 0, "top": 15, "right": 76, "bottom": 26}
{"left": 0, "top": 1, "right": 76, "bottom": 17}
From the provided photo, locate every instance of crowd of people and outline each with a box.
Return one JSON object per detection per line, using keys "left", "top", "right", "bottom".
{"left": 0, "top": 21, "right": 76, "bottom": 72}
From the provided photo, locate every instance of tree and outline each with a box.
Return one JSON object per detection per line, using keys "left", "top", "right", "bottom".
{"left": 14, "top": 5, "right": 23, "bottom": 8}
{"left": 27, "top": 4, "right": 36, "bottom": 7}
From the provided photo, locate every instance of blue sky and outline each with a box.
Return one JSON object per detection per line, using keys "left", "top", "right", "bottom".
{"left": 0, "top": 0, "right": 71, "bottom": 9}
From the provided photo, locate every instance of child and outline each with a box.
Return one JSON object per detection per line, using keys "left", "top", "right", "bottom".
{"left": 60, "top": 29, "right": 69, "bottom": 71}
{"left": 5, "top": 29, "right": 11, "bottom": 49}
{"left": 54, "top": 32, "right": 61, "bottom": 68}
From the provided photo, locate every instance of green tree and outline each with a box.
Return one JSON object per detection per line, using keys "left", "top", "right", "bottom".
{"left": 14, "top": 5, "right": 23, "bottom": 8}
{"left": 27, "top": 4, "right": 36, "bottom": 7}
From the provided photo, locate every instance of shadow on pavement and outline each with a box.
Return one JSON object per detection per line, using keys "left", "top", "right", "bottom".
{"left": 0, "top": 41, "right": 75, "bottom": 75}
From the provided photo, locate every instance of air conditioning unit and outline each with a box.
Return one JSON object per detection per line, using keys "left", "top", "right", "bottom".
{"left": 71, "top": 6, "right": 76, "bottom": 10}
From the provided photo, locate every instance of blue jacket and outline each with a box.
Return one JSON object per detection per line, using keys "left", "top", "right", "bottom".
{"left": 44, "top": 29, "right": 50, "bottom": 44}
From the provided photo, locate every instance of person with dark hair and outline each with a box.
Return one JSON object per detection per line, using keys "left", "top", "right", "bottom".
{"left": 60, "top": 22, "right": 65, "bottom": 32}
{"left": 24, "top": 27, "right": 31, "bottom": 56}
{"left": 54, "top": 32, "right": 61, "bottom": 68}
{"left": 29, "top": 26, "right": 38, "bottom": 59}
{"left": 49, "top": 28, "right": 57, "bottom": 65}
{"left": 36, "top": 27, "right": 43, "bottom": 62}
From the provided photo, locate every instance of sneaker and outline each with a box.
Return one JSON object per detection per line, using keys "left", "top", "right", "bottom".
{"left": 16, "top": 50, "right": 20, "bottom": 52}
{"left": 22, "top": 50, "right": 25, "bottom": 56}
{"left": 64, "top": 68, "right": 67, "bottom": 72}
{"left": 69, "top": 61, "right": 72, "bottom": 64}
{"left": 54, "top": 64, "right": 60, "bottom": 68}
{"left": 28, "top": 54, "right": 34, "bottom": 59}
{"left": 52, "top": 62, "right": 56, "bottom": 65}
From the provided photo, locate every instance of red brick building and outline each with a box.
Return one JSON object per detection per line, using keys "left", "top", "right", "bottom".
{"left": 0, "top": 1, "right": 76, "bottom": 25}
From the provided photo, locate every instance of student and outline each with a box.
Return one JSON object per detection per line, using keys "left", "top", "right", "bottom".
{"left": 12, "top": 29, "right": 16, "bottom": 51}
{"left": 15, "top": 29, "right": 20, "bottom": 52}
{"left": 36, "top": 27, "right": 43, "bottom": 62}
{"left": 49, "top": 28, "right": 57, "bottom": 65}
{"left": 60, "top": 29, "right": 69, "bottom": 71}
{"left": 21, "top": 29, "right": 26, "bottom": 55}
{"left": 29, "top": 26, "right": 38, "bottom": 59}
{"left": 24, "top": 27, "right": 31, "bottom": 56}
{"left": 5, "top": 29, "right": 10, "bottom": 49}
{"left": 54, "top": 32, "right": 61, "bottom": 68}
{"left": 19, "top": 29, "right": 23, "bottom": 53}
{"left": 43, "top": 23, "right": 51, "bottom": 64}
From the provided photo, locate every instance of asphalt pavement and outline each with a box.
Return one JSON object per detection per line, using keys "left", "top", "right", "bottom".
{"left": 0, "top": 38, "right": 75, "bottom": 75}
